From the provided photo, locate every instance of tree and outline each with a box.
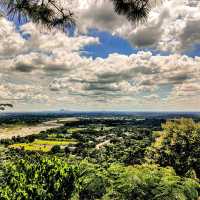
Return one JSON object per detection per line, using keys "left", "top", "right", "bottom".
{"left": 0, "top": 103, "right": 13, "bottom": 111}
{"left": 0, "top": 155, "right": 75, "bottom": 200}
{"left": 146, "top": 118, "right": 200, "bottom": 178}
{"left": 64, "top": 146, "right": 70, "bottom": 156}
{"left": 76, "top": 161, "right": 109, "bottom": 200}
{"left": 0, "top": 0, "right": 152, "bottom": 30}
{"left": 50, "top": 145, "right": 61, "bottom": 154}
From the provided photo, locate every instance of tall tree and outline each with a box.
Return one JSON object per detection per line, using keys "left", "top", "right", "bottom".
{"left": 146, "top": 119, "right": 200, "bottom": 178}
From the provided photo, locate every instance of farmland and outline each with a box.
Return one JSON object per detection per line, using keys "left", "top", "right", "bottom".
{"left": 9, "top": 139, "right": 78, "bottom": 152}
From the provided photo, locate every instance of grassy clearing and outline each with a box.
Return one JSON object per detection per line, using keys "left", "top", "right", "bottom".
{"left": 9, "top": 139, "right": 78, "bottom": 152}
{"left": 93, "top": 126, "right": 114, "bottom": 131}
{"left": 9, "top": 143, "right": 51, "bottom": 152}
{"left": 47, "top": 133, "right": 72, "bottom": 139}
{"left": 67, "top": 127, "right": 86, "bottom": 133}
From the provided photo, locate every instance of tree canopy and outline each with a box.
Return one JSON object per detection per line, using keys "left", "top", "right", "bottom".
{"left": 0, "top": 155, "right": 199, "bottom": 200}
{"left": 146, "top": 118, "right": 200, "bottom": 178}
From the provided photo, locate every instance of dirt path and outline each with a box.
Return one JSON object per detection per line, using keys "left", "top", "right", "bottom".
{"left": 96, "top": 140, "right": 110, "bottom": 149}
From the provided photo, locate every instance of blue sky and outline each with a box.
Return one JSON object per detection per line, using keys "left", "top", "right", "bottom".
{"left": 0, "top": 0, "right": 200, "bottom": 111}
{"left": 82, "top": 29, "right": 137, "bottom": 58}
{"left": 82, "top": 29, "right": 173, "bottom": 59}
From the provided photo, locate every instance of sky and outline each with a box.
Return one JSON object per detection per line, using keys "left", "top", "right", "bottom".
{"left": 0, "top": 0, "right": 200, "bottom": 112}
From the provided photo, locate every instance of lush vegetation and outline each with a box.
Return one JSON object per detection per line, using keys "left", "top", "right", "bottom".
{"left": 1, "top": 155, "right": 199, "bottom": 200}
{"left": 0, "top": 116, "right": 200, "bottom": 199}
{"left": 146, "top": 119, "right": 200, "bottom": 178}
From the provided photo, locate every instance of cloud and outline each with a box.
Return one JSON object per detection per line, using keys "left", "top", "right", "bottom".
{"left": 0, "top": 18, "right": 24, "bottom": 57}
{"left": 1, "top": 0, "right": 198, "bottom": 62}
{"left": 128, "top": 7, "right": 169, "bottom": 48}
{"left": 66, "top": 0, "right": 200, "bottom": 53}
{"left": 75, "top": 0, "right": 126, "bottom": 33}
{"left": 128, "top": 0, "right": 200, "bottom": 52}
{"left": 180, "top": 19, "right": 200, "bottom": 51}
{"left": 0, "top": 6, "right": 200, "bottom": 111}
{"left": 0, "top": 82, "right": 49, "bottom": 104}
{"left": 0, "top": 19, "right": 99, "bottom": 74}
{"left": 48, "top": 51, "right": 200, "bottom": 111}
{"left": 170, "top": 82, "right": 200, "bottom": 98}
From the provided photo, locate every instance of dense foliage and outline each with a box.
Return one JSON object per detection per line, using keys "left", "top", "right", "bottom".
{"left": 0, "top": 155, "right": 199, "bottom": 200}
{"left": 0, "top": 155, "right": 75, "bottom": 199}
{"left": 146, "top": 119, "right": 200, "bottom": 178}
{"left": 106, "top": 164, "right": 199, "bottom": 200}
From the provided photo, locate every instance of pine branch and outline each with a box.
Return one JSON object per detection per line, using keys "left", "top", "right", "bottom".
{"left": 0, "top": 0, "right": 75, "bottom": 30}
{"left": 0, "top": 0, "right": 153, "bottom": 30}
{"left": 111, "top": 0, "right": 152, "bottom": 23}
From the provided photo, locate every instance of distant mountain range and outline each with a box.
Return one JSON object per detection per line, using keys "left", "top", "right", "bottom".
{"left": 0, "top": 111, "right": 200, "bottom": 121}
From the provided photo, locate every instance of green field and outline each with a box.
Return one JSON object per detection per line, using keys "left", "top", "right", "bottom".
{"left": 9, "top": 139, "right": 78, "bottom": 152}
{"left": 34, "top": 139, "right": 77, "bottom": 145}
